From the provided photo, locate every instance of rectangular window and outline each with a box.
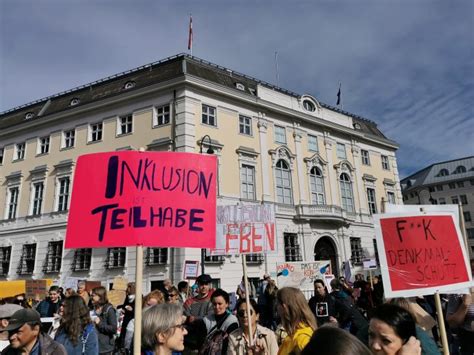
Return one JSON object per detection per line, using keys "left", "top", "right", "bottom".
{"left": 154, "top": 105, "right": 170, "bottom": 126}
{"left": 63, "top": 129, "right": 75, "bottom": 148}
{"left": 38, "top": 136, "right": 50, "bottom": 154}
{"left": 0, "top": 147, "right": 4, "bottom": 165}
{"left": 245, "top": 254, "right": 264, "bottom": 264}
{"left": 7, "top": 187, "right": 19, "bottom": 219}
{"left": 361, "top": 150, "right": 370, "bottom": 165}
{"left": 241, "top": 165, "right": 256, "bottom": 200}
{"left": 381, "top": 155, "right": 390, "bottom": 170}
{"left": 18, "top": 244, "right": 36, "bottom": 275}
{"left": 337, "top": 143, "right": 347, "bottom": 159}
{"left": 202, "top": 104, "right": 216, "bottom": 126}
{"left": 467, "top": 228, "right": 474, "bottom": 239}
{"left": 146, "top": 248, "right": 168, "bottom": 265}
{"left": 105, "top": 248, "right": 126, "bottom": 268}
{"left": 72, "top": 249, "right": 92, "bottom": 271}
{"left": 284, "top": 233, "right": 302, "bottom": 262}
{"left": 31, "top": 182, "right": 44, "bottom": 215}
{"left": 43, "top": 241, "right": 63, "bottom": 273}
{"left": 90, "top": 123, "right": 103, "bottom": 142}
{"left": 471, "top": 179, "right": 474, "bottom": 186}
{"left": 204, "top": 249, "right": 225, "bottom": 263}
{"left": 0, "top": 246, "right": 11, "bottom": 276}
{"left": 15, "top": 143, "right": 25, "bottom": 160}
{"left": 350, "top": 237, "right": 364, "bottom": 264}
{"left": 118, "top": 114, "right": 133, "bottom": 135}
{"left": 436, "top": 185, "right": 443, "bottom": 191}
{"left": 464, "top": 211, "right": 472, "bottom": 222}
{"left": 308, "top": 135, "right": 318, "bottom": 152}
{"left": 57, "top": 177, "right": 70, "bottom": 212}
{"left": 457, "top": 181, "right": 464, "bottom": 188}
{"left": 387, "top": 191, "right": 396, "bottom": 204}
{"left": 239, "top": 115, "right": 252, "bottom": 135}
{"left": 451, "top": 196, "right": 459, "bottom": 204}
{"left": 367, "top": 188, "right": 377, "bottom": 214}
{"left": 460, "top": 195, "right": 468, "bottom": 205}
{"left": 428, "top": 186, "right": 435, "bottom": 193}
{"left": 439, "top": 197, "right": 446, "bottom": 204}
{"left": 274, "top": 126, "right": 286, "bottom": 144}
{"left": 448, "top": 182, "right": 456, "bottom": 189}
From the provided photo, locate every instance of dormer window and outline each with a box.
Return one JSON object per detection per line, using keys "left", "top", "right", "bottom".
{"left": 454, "top": 165, "right": 466, "bottom": 174}
{"left": 25, "top": 112, "right": 34, "bottom": 120}
{"left": 70, "top": 98, "right": 80, "bottom": 106}
{"left": 353, "top": 123, "right": 361, "bottom": 130}
{"left": 235, "top": 83, "right": 245, "bottom": 91}
{"left": 438, "top": 168, "right": 449, "bottom": 177}
{"left": 124, "top": 81, "right": 136, "bottom": 90}
{"left": 303, "top": 100, "right": 315, "bottom": 112}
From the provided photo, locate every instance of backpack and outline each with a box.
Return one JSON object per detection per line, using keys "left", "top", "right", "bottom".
{"left": 81, "top": 323, "right": 94, "bottom": 354}
{"left": 199, "top": 313, "right": 231, "bottom": 355}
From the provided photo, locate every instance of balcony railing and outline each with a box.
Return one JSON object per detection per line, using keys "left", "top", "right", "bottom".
{"left": 295, "top": 204, "right": 345, "bottom": 222}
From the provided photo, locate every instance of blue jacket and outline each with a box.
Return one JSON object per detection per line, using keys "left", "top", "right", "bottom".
{"left": 55, "top": 324, "right": 99, "bottom": 355}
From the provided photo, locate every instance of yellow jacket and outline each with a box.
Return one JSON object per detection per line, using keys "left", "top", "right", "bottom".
{"left": 277, "top": 324, "right": 313, "bottom": 355}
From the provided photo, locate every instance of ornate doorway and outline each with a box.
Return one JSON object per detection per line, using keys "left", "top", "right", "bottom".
{"left": 314, "top": 237, "right": 338, "bottom": 276}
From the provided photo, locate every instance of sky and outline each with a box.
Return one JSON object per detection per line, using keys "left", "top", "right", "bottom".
{"left": 1, "top": 0, "right": 473, "bottom": 178}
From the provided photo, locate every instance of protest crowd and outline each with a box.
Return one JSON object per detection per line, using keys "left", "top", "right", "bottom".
{"left": 0, "top": 271, "right": 472, "bottom": 355}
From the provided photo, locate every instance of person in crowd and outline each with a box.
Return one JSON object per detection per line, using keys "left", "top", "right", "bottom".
{"left": 200, "top": 289, "right": 238, "bottom": 355}
{"left": 0, "top": 304, "right": 23, "bottom": 351}
{"left": 145, "top": 290, "right": 166, "bottom": 307}
{"left": 2, "top": 308, "right": 66, "bottom": 355}
{"left": 57, "top": 288, "right": 66, "bottom": 301}
{"left": 91, "top": 286, "right": 117, "bottom": 355}
{"left": 227, "top": 298, "right": 278, "bottom": 355}
{"left": 54, "top": 295, "right": 98, "bottom": 354}
{"left": 36, "top": 286, "right": 62, "bottom": 318}
{"left": 338, "top": 276, "right": 354, "bottom": 299}
{"left": 177, "top": 281, "right": 189, "bottom": 304}
{"left": 301, "top": 326, "right": 372, "bottom": 355}
{"left": 12, "top": 295, "right": 29, "bottom": 310}
{"left": 372, "top": 276, "right": 384, "bottom": 308}
{"left": 276, "top": 287, "right": 317, "bottom": 355}
{"left": 236, "top": 277, "right": 256, "bottom": 300}
{"left": 183, "top": 274, "right": 215, "bottom": 321}
{"left": 367, "top": 303, "right": 421, "bottom": 355}
{"left": 117, "top": 282, "right": 136, "bottom": 349}
{"left": 167, "top": 287, "right": 180, "bottom": 305}
{"left": 261, "top": 278, "right": 278, "bottom": 330}
{"left": 142, "top": 303, "right": 188, "bottom": 355}
{"left": 64, "top": 288, "right": 76, "bottom": 298}
{"left": 77, "top": 281, "right": 90, "bottom": 308}
{"left": 447, "top": 293, "right": 474, "bottom": 355}
{"left": 47, "top": 304, "right": 64, "bottom": 339}
{"left": 163, "top": 279, "right": 173, "bottom": 292}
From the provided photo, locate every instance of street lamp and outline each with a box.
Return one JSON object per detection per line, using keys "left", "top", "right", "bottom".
{"left": 199, "top": 135, "right": 214, "bottom": 274}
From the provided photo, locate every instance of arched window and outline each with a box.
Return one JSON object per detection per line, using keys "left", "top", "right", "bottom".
{"left": 339, "top": 173, "right": 354, "bottom": 212}
{"left": 438, "top": 168, "right": 449, "bottom": 177}
{"left": 310, "top": 167, "right": 325, "bottom": 205}
{"left": 275, "top": 160, "right": 293, "bottom": 204}
{"left": 454, "top": 165, "right": 466, "bottom": 174}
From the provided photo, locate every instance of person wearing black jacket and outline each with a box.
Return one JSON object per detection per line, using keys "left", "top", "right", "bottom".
{"left": 91, "top": 286, "right": 117, "bottom": 355}
{"left": 117, "top": 282, "right": 136, "bottom": 349}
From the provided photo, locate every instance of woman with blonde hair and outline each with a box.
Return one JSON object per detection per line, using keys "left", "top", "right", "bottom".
{"left": 276, "top": 287, "right": 317, "bottom": 355}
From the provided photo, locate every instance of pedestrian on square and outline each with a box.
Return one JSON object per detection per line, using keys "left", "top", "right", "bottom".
{"left": 276, "top": 287, "right": 316, "bottom": 355}
{"left": 77, "top": 281, "right": 90, "bottom": 308}
{"left": 36, "top": 286, "right": 62, "bottom": 318}
{"left": 91, "top": 287, "right": 117, "bottom": 355}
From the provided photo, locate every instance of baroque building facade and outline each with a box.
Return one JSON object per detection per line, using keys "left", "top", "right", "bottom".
{"left": 0, "top": 54, "right": 401, "bottom": 292}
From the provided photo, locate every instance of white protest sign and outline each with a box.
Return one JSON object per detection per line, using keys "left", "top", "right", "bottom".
{"left": 183, "top": 260, "right": 199, "bottom": 279}
{"left": 363, "top": 258, "right": 377, "bottom": 269}
{"left": 276, "top": 261, "right": 331, "bottom": 289}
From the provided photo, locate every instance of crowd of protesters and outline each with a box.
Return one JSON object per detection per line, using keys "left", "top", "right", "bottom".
{"left": 0, "top": 271, "right": 472, "bottom": 355}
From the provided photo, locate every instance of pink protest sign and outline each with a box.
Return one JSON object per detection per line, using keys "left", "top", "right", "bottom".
{"left": 65, "top": 152, "right": 217, "bottom": 249}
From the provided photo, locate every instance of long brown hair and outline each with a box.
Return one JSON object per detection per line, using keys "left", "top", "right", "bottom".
{"left": 91, "top": 286, "right": 108, "bottom": 307}
{"left": 277, "top": 287, "right": 317, "bottom": 336}
{"left": 59, "top": 295, "right": 92, "bottom": 345}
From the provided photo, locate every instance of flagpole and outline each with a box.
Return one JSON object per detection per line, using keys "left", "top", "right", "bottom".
{"left": 188, "top": 14, "right": 193, "bottom": 56}
{"left": 274, "top": 51, "right": 279, "bottom": 87}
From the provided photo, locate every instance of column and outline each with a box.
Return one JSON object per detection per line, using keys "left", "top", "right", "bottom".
{"left": 323, "top": 132, "right": 338, "bottom": 206}
{"left": 351, "top": 142, "right": 367, "bottom": 215}
{"left": 174, "top": 96, "right": 197, "bottom": 152}
{"left": 257, "top": 113, "right": 272, "bottom": 202}
{"left": 293, "top": 128, "right": 307, "bottom": 205}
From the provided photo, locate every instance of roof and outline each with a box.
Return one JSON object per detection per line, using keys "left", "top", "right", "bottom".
{"left": 400, "top": 156, "right": 474, "bottom": 191}
{"left": 0, "top": 53, "right": 387, "bottom": 140}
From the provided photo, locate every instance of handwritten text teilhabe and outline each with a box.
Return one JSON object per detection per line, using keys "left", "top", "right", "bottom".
{"left": 65, "top": 152, "right": 217, "bottom": 249}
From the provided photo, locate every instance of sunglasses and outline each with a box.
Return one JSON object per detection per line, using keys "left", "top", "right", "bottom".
{"left": 237, "top": 309, "right": 254, "bottom": 317}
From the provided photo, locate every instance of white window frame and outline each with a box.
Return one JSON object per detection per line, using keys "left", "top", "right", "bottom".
{"left": 350, "top": 237, "right": 364, "bottom": 264}
{"left": 37, "top": 136, "right": 50, "bottom": 155}
{"left": 339, "top": 173, "right": 354, "bottom": 212}
{"left": 153, "top": 104, "right": 171, "bottom": 127}
{"left": 274, "top": 125, "right": 287, "bottom": 144}
{"left": 381, "top": 155, "right": 390, "bottom": 170}
{"left": 309, "top": 166, "right": 325, "bottom": 205}
{"left": 62, "top": 129, "right": 76, "bottom": 149}
{"left": 6, "top": 187, "right": 19, "bottom": 219}
{"left": 240, "top": 164, "right": 256, "bottom": 200}
{"left": 56, "top": 177, "right": 71, "bottom": 212}
{"left": 275, "top": 159, "right": 293, "bottom": 204}
{"left": 239, "top": 115, "right": 252, "bottom": 136}
{"left": 367, "top": 188, "right": 377, "bottom": 215}
{"left": 336, "top": 143, "right": 347, "bottom": 159}
{"left": 387, "top": 191, "right": 396, "bottom": 204}
{"left": 308, "top": 135, "right": 318, "bottom": 152}
{"left": 202, "top": 104, "right": 216, "bottom": 126}
{"left": 89, "top": 122, "right": 103, "bottom": 142}
{"left": 0, "top": 147, "right": 4, "bottom": 165}
{"left": 15, "top": 143, "right": 26, "bottom": 161}
{"left": 117, "top": 114, "right": 133, "bottom": 136}
{"left": 30, "top": 182, "right": 44, "bottom": 216}
{"left": 361, "top": 149, "right": 370, "bottom": 165}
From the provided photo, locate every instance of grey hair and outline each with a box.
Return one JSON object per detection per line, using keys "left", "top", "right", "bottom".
{"left": 142, "top": 303, "right": 183, "bottom": 350}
